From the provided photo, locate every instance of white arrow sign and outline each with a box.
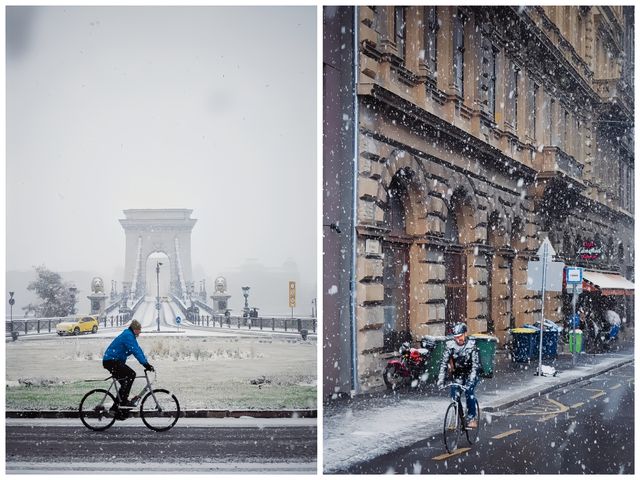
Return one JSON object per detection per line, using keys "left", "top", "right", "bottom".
{"left": 536, "top": 237, "right": 556, "bottom": 260}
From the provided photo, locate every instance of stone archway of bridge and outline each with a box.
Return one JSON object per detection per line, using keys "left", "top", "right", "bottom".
{"left": 145, "top": 252, "right": 171, "bottom": 298}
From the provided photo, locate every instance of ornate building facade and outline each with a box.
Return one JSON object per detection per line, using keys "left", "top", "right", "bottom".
{"left": 324, "top": 6, "right": 634, "bottom": 394}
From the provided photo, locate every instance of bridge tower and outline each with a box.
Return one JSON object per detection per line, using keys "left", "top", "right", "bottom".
{"left": 119, "top": 209, "right": 197, "bottom": 301}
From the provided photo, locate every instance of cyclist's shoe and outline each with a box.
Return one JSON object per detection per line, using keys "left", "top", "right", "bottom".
{"left": 466, "top": 418, "right": 478, "bottom": 429}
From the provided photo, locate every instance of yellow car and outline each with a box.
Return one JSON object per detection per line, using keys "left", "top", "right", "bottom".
{"left": 56, "top": 316, "right": 99, "bottom": 336}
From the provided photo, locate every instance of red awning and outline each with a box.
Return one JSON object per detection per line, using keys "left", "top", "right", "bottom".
{"left": 582, "top": 270, "right": 635, "bottom": 296}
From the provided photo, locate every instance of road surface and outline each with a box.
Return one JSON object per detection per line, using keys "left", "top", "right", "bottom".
{"left": 344, "top": 363, "right": 634, "bottom": 474}
{"left": 6, "top": 417, "right": 317, "bottom": 474}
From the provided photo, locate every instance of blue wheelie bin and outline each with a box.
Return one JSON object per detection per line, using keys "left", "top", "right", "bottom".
{"left": 525, "top": 321, "right": 561, "bottom": 359}
{"left": 509, "top": 327, "right": 538, "bottom": 362}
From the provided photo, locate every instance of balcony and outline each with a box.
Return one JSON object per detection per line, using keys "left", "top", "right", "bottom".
{"left": 593, "top": 78, "right": 633, "bottom": 116}
{"left": 534, "top": 146, "right": 585, "bottom": 189}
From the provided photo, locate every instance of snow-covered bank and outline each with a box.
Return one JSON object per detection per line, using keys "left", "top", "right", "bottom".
{"left": 6, "top": 333, "right": 317, "bottom": 410}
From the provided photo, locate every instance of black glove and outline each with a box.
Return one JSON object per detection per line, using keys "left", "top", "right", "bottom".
{"left": 144, "top": 363, "right": 155, "bottom": 372}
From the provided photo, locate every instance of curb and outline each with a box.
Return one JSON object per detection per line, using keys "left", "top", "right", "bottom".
{"left": 483, "top": 357, "right": 634, "bottom": 413}
{"left": 6, "top": 409, "right": 317, "bottom": 419}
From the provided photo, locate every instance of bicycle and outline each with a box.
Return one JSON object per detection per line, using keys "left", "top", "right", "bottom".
{"left": 79, "top": 370, "right": 180, "bottom": 432}
{"left": 442, "top": 383, "right": 480, "bottom": 453}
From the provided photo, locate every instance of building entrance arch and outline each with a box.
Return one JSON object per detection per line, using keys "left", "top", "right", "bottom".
{"left": 120, "top": 209, "right": 197, "bottom": 301}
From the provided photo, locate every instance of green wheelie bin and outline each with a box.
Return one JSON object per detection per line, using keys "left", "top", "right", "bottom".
{"left": 469, "top": 334, "right": 498, "bottom": 378}
{"left": 568, "top": 328, "right": 583, "bottom": 353}
{"left": 422, "top": 335, "right": 448, "bottom": 383}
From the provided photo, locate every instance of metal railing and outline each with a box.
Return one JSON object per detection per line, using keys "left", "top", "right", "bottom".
{"left": 5, "top": 315, "right": 129, "bottom": 338}
{"left": 188, "top": 314, "right": 317, "bottom": 334}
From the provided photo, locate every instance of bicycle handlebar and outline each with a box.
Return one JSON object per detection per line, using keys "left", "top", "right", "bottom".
{"left": 442, "top": 382, "right": 470, "bottom": 391}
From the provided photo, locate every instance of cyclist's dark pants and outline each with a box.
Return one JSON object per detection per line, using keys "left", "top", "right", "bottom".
{"left": 103, "top": 360, "right": 136, "bottom": 403}
{"left": 450, "top": 377, "right": 479, "bottom": 419}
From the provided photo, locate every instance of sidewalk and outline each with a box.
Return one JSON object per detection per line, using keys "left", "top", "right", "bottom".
{"left": 323, "top": 330, "right": 634, "bottom": 473}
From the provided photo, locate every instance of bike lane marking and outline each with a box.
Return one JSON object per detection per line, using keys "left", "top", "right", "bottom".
{"left": 536, "top": 398, "right": 569, "bottom": 423}
{"left": 432, "top": 447, "right": 471, "bottom": 461}
{"left": 583, "top": 388, "right": 606, "bottom": 399}
{"left": 491, "top": 429, "right": 521, "bottom": 440}
{"left": 510, "top": 397, "right": 568, "bottom": 420}
{"left": 609, "top": 383, "right": 622, "bottom": 390}
{"left": 570, "top": 402, "right": 584, "bottom": 409}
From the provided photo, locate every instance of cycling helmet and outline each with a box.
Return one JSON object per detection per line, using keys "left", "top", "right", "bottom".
{"left": 452, "top": 322, "right": 467, "bottom": 337}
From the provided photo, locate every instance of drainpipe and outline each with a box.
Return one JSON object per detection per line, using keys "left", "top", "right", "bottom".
{"left": 350, "top": 5, "right": 360, "bottom": 394}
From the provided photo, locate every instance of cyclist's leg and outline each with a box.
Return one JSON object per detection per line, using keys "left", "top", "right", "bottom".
{"left": 103, "top": 360, "right": 136, "bottom": 403}
{"left": 449, "top": 383, "right": 459, "bottom": 402}
{"left": 465, "top": 377, "right": 480, "bottom": 419}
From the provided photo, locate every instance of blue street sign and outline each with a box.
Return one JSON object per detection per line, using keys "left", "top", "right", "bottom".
{"left": 566, "top": 266, "right": 583, "bottom": 284}
{"left": 176, "top": 316, "right": 181, "bottom": 324}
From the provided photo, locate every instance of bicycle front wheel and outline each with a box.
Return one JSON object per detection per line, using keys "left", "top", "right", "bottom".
{"left": 443, "top": 402, "right": 461, "bottom": 453}
{"left": 140, "top": 388, "right": 180, "bottom": 432}
{"left": 466, "top": 399, "right": 481, "bottom": 445}
{"left": 79, "top": 388, "right": 117, "bottom": 431}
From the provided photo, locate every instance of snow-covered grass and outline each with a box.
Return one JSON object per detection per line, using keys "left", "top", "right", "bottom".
{"left": 6, "top": 334, "right": 316, "bottom": 410}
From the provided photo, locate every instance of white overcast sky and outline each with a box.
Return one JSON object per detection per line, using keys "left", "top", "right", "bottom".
{"left": 5, "top": 6, "right": 317, "bottom": 282}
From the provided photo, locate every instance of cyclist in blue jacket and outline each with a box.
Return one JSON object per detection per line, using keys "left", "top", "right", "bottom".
{"left": 102, "top": 319, "right": 154, "bottom": 408}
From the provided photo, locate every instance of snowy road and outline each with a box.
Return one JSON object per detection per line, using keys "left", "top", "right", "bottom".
{"left": 5, "top": 418, "right": 317, "bottom": 474}
{"left": 341, "top": 363, "right": 634, "bottom": 474}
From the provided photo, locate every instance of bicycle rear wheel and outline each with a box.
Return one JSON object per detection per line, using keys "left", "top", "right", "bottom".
{"left": 140, "top": 388, "right": 180, "bottom": 432}
{"left": 443, "top": 402, "right": 461, "bottom": 453}
{"left": 465, "top": 399, "right": 481, "bottom": 444}
{"left": 79, "top": 388, "right": 117, "bottom": 431}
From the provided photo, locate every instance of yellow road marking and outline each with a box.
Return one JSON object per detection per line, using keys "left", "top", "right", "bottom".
{"left": 492, "top": 429, "right": 521, "bottom": 439}
{"left": 537, "top": 399, "right": 570, "bottom": 422}
{"left": 583, "top": 387, "right": 607, "bottom": 399}
{"left": 433, "top": 448, "right": 471, "bottom": 461}
{"left": 571, "top": 402, "right": 584, "bottom": 409}
{"left": 512, "top": 397, "right": 569, "bottom": 421}
{"left": 610, "top": 383, "right": 622, "bottom": 390}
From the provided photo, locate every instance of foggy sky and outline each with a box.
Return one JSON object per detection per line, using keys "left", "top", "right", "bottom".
{"left": 6, "top": 7, "right": 317, "bottom": 288}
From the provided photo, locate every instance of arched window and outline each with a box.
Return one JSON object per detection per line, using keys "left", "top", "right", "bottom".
{"left": 382, "top": 173, "right": 412, "bottom": 352}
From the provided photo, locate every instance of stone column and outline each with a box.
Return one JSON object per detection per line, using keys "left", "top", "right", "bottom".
{"left": 88, "top": 293, "right": 108, "bottom": 316}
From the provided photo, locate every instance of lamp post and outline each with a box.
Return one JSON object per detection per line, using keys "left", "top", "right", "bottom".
{"left": 156, "top": 262, "right": 163, "bottom": 332}
{"left": 9, "top": 292, "right": 15, "bottom": 324}
{"left": 311, "top": 298, "right": 316, "bottom": 318}
{"left": 241, "top": 286, "right": 250, "bottom": 317}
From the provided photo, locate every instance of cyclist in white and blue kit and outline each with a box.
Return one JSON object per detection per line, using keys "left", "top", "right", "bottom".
{"left": 437, "top": 323, "right": 481, "bottom": 428}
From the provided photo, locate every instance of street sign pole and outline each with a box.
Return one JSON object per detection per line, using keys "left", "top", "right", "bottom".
{"left": 571, "top": 284, "right": 578, "bottom": 366}
{"left": 566, "top": 266, "right": 583, "bottom": 366}
{"left": 537, "top": 240, "right": 548, "bottom": 376}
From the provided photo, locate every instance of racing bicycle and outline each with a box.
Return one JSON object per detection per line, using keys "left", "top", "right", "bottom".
{"left": 442, "top": 383, "right": 481, "bottom": 453}
{"left": 79, "top": 369, "right": 180, "bottom": 432}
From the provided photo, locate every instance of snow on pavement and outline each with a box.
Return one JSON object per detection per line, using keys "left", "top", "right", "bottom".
{"left": 323, "top": 396, "right": 450, "bottom": 473}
